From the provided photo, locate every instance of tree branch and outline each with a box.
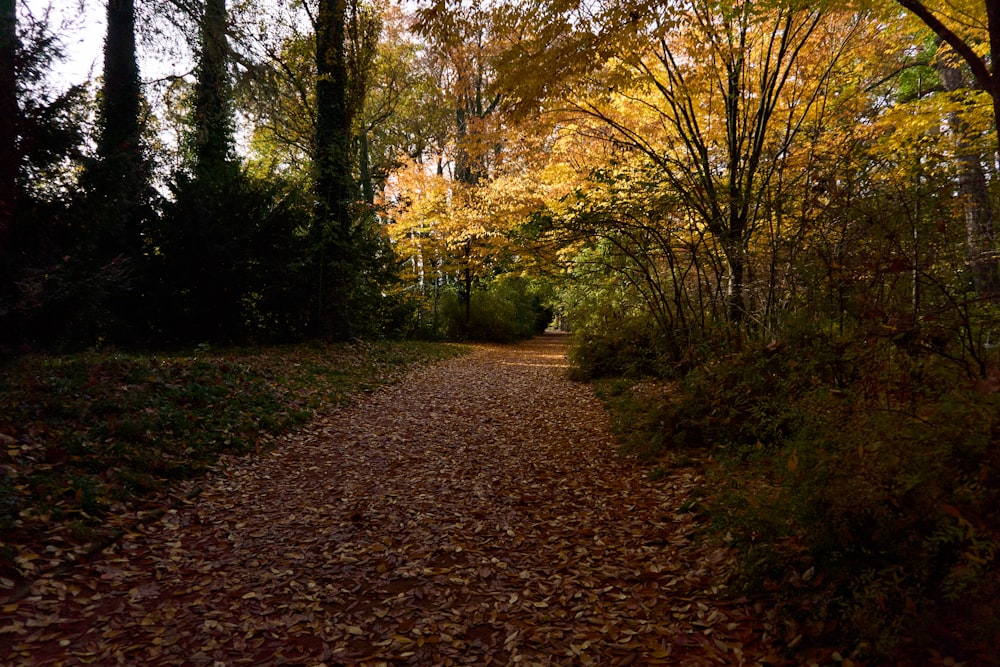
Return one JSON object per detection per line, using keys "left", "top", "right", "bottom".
{"left": 896, "top": 0, "right": 992, "bottom": 89}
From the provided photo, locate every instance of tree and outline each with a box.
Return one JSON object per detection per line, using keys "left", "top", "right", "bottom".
{"left": 413, "top": 0, "right": 506, "bottom": 323}
{"left": 502, "top": 1, "right": 864, "bottom": 327}
{"left": 894, "top": 1, "right": 1000, "bottom": 299}
{"left": 936, "top": 46, "right": 1000, "bottom": 299}
{"left": 897, "top": 0, "right": 1000, "bottom": 136}
{"left": 314, "top": 0, "right": 359, "bottom": 340}
{"left": 87, "top": 0, "right": 153, "bottom": 266}
{"left": 189, "top": 0, "right": 236, "bottom": 180}
{"left": 0, "top": 0, "right": 15, "bottom": 250}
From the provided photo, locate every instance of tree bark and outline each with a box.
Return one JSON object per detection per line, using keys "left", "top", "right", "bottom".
{"left": 315, "top": 0, "right": 355, "bottom": 340}
{"left": 99, "top": 0, "right": 141, "bottom": 169}
{"left": 937, "top": 55, "right": 1000, "bottom": 299}
{"left": 92, "top": 0, "right": 148, "bottom": 261}
{"left": 191, "top": 0, "right": 234, "bottom": 181}
{"left": 0, "top": 0, "right": 17, "bottom": 249}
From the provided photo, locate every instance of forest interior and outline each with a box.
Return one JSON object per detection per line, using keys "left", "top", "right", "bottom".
{"left": 2, "top": 0, "right": 1000, "bottom": 664}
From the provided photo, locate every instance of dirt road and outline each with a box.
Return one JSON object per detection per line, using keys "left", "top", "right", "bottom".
{"left": 2, "top": 334, "right": 777, "bottom": 665}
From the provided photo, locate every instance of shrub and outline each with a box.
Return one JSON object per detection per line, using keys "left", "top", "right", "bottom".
{"left": 693, "top": 345, "right": 1000, "bottom": 662}
{"left": 567, "top": 315, "right": 668, "bottom": 381}
{"left": 593, "top": 328, "right": 1000, "bottom": 663}
{"left": 768, "top": 387, "right": 1000, "bottom": 662}
{"left": 440, "top": 276, "right": 552, "bottom": 343}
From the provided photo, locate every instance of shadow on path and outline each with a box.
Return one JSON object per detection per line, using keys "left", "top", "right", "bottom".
{"left": 1, "top": 335, "right": 779, "bottom": 666}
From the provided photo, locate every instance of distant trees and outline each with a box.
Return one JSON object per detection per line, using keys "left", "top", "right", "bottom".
{"left": 896, "top": 0, "right": 1000, "bottom": 300}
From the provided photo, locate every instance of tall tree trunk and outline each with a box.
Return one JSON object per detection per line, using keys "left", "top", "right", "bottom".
{"left": 191, "top": 0, "right": 234, "bottom": 181}
{"left": 99, "top": 0, "right": 141, "bottom": 172}
{"left": 464, "top": 240, "right": 472, "bottom": 325}
{"left": 315, "top": 0, "right": 355, "bottom": 340}
{"left": 93, "top": 0, "right": 148, "bottom": 260}
{"left": 937, "top": 55, "right": 1000, "bottom": 300}
{"left": 0, "top": 0, "right": 17, "bottom": 250}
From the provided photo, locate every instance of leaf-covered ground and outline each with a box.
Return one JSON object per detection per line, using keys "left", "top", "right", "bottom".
{"left": 1, "top": 334, "right": 801, "bottom": 665}
{"left": 0, "top": 341, "right": 463, "bottom": 584}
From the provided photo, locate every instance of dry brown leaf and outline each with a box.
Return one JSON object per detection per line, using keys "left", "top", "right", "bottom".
{"left": 0, "top": 335, "right": 808, "bottom": 665}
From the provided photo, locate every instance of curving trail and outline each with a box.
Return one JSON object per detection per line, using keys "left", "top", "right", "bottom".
{"left": 1, "top": 334, "right": 781, "bottom": 665}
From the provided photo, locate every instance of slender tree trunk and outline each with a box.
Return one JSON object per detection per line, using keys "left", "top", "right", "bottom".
{"left": 99, "top": 0, "right": 141, "bottom": 169}
{"left": 722, "top": 238, "right": 747, "bottom": 325}
{"left": 0, "top": 0, "right": 16, "bottom": 250}
{"left": 464, "top": 240, "right": 472, "bottom": 325}
{"left": 358, "top": 129, "right": 374, "bottom": 206}
{"left": 315, "top": 0, "right": 355, "bottom": 340}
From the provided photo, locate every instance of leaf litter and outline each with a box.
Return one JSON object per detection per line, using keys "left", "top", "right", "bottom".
{"left": 0, "top": 333, "right": 791, "bottom": 665}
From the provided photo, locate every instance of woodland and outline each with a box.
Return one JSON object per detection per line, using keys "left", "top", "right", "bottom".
{"left": 2, "top": 0, "right": 1000, "bottom": 663}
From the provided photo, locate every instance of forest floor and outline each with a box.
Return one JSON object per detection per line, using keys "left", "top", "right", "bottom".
{"left": 1, "top": 334, "right": 799, "bottom": 665}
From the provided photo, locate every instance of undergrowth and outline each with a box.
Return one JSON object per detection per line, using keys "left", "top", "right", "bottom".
{"left": 589, "top": 334, "right": 1000, "bottom": 666}
{"left": 0, "top": 341, "right": 465, "bottom": 576}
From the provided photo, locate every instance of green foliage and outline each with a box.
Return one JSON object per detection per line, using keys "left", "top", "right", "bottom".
{"left": 559, "top": 253, "right": 689, "bottom": 380}
{"left": 0, "top": 16, "right": 95, "bottom": 353}
{"left": 150, "top": 169, "right": 313, "bottom": 344}
{"left": 593, "top": 379, "right": 674, "bottom": 461}
{"left": 0, "top": 340, "right": 466, "bottom": 574}
{"left": 568, "top": 316, "right": 667, "bottom": 381}
{"left": 760, "top": 385, "right": 1000, "bottom": 662}
{"left": 593, "top": 329, "right": 1000, "bottom": 662}
{"left": 338, "top": 211, "right": 414, "bottom": 340}
{"left": 438, "top": 276, "right": 552, "bottom": 343}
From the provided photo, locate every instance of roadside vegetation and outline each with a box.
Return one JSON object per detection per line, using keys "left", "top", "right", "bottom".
{"left": 585, "top": 331, "right": 1000, "bottom": 665}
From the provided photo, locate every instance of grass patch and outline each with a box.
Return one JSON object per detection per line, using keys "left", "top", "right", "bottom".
{"left": 0, "top": 340, "right": 466, "bottom": 575}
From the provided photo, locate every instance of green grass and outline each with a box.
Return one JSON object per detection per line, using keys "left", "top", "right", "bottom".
{"left": 0, "top": 340, "right": 466, "bottom": 575}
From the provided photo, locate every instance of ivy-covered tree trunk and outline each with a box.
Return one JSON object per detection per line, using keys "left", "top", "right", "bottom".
{"left": 0, "top": 0, "right": 17, "bottom": 251}
{"left": 64, "top": 0, "right": 155, "bottom": 343}
{"left": 191, "top": 0, "right": 235, "bottom": 181}
{"left": 153, "top": 0, "right": 246, "bottom": 343}
{"left": 91, "top": 0, "right": 149, "bottom": 261}
{"left": 314, "top": 0, "right": 355, "bottom": 341}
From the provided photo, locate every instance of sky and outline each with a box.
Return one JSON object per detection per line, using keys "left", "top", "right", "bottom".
{"left": 23, "top": 0, "right": 105, "bottom": 87}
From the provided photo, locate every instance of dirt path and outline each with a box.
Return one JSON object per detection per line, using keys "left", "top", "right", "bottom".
{"left": 2, "top": 334, "right": 778, "bottom": 666}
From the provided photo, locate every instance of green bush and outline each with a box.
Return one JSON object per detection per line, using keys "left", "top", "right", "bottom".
{"left": 439, "top": 276, "right": 552, "bottom": 343}
{"left": 593, "top": 328, "right": 1000, "bottom": 663}
{"left": 690, "top": 346, "right": 1000, "bottom": 662}
{"left": 150, "top": 170, "right": 313, "bottom": 345}
{"left": 567, "top": 315, "right": 668, "bottom": 381}
{"left": 765, "top": 387, "right": 1000, "bottom": 662}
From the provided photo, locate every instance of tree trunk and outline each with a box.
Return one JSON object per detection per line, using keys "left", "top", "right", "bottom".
{"left": 191, "top": 0, "right": 234, "bottom": 181}
{"left": 93, "top": 0, "right": 148, "bottom": 260}
{"left": 315, "top": 0, "right": 355, "bottom": 341}
{"left": 358, "top": 128, "right": 374, "bottom": 206}
{"left": 721, "top": 235, "right": 747, "bottom": 325}
{"left": 937, "top": 55, "right": 1000, "bottom": 300}
{"left": 464, "top": 239, "right": 472, "bottom": 325}
{"left": 0, "top": 0, "right": 15, "bottom": 255}
{"left": 99, "top": 0, "right": 141, "bottom": 169}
